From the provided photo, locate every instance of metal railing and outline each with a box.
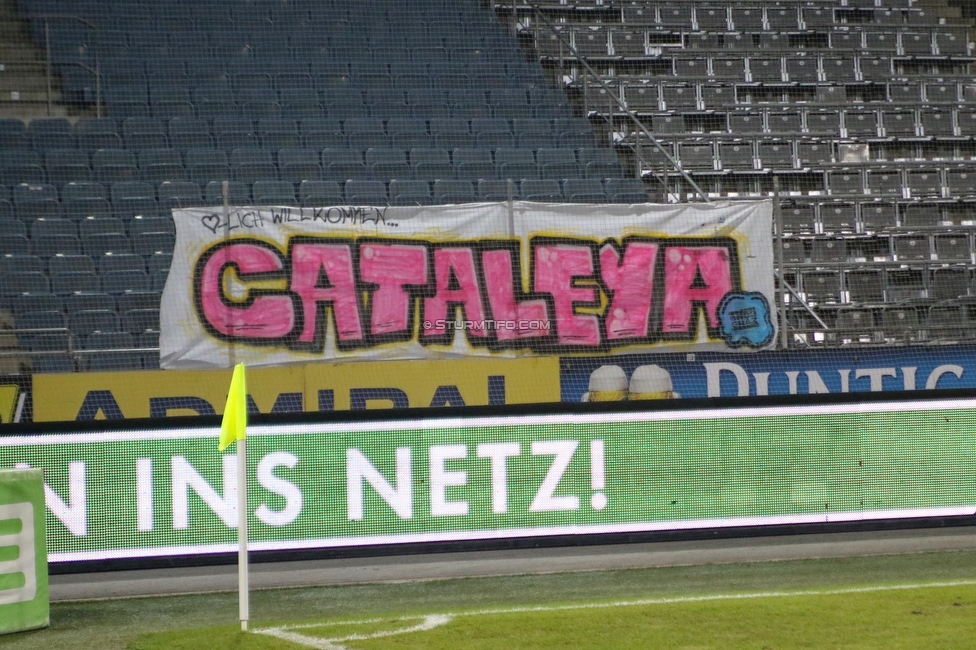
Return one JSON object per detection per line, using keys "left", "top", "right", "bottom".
{"left": 514, "top": 5, "right": 711, "bottom": 203}
{"left": 17, "top": 14, "right": 101, "bottom": 117}
{"left": 0, "top": 326, "right": 157, "bottom": 374}
{"left": 499, "top": 2, "right": 849, "bottom": 348}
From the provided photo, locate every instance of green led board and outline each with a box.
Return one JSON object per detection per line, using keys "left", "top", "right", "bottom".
{"left": 2, "top": 397, "right": 975, "bottom": 562}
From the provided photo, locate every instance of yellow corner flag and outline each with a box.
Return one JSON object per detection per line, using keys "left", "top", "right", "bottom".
{"left": 219, "top": 363, "right": 247, "bottom": 451}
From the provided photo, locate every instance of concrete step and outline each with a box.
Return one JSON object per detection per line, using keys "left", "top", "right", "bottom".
{"left": 0, "top": 47, "right": 46, "bottom": 62}
{"left": 0, "top": 24, "right": 32, "bottom": 39}
{"left": 0, "top": 102, "right": 70, "bottom": 119}
{"left": 0, "top": 77, "right": 54, "bottom": 93}
{"left": 0, "top": 88, "right": 62, "bottom": 102}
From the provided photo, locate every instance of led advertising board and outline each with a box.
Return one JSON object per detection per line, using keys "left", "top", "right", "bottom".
{"left": 2, "top": 394, "right": 975, "bottom": 563}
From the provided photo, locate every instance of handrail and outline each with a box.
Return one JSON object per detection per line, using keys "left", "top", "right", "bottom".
{"left": 519, "top": 4, "right": 712, "bottom": 203}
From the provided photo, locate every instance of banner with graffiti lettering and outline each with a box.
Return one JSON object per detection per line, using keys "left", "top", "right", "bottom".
{"left": 160, "top": 201, "right": 774, "bottom": 369}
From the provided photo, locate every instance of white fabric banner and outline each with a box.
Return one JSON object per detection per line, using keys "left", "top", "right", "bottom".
{"left": 160, "top": 200, "right": 774, "bottom": 369}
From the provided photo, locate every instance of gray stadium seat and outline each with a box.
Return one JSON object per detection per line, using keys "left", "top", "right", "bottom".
{"left": 433, "top": 180, "right": 476, "bottom": 204}
{"left": 820, "top": 203, "right": 856, "bottom": 234}
{"left": 520, "top": 179, "right": 562, "bottom": 202}
{"left": 299, "top": 180, "right": 343, "bottom": 206}
{"left": 344, "top": 180, "right": 388, "bottom": 205}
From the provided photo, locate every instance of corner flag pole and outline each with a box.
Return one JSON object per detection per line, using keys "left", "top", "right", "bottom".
{"left": 237, "top": 434, "right": 249, "bottom": 631}
{"left": 219, "top": 363, "right": 249, "bottom": 632}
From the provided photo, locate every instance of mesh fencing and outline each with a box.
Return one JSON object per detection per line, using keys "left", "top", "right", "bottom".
{"left": 1, "top": 0, "right": 975, "bottom": 422}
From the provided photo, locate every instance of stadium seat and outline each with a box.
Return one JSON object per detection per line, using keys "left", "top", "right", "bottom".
{"left": 158, "top": 180, "right": 203, "bottom": 209}
{"left": 205, "top": 180, "right": 250, "bottom": 205}
{"left": 343, "top": 180, "right": 388, "bottom": 205}
{"left": 300, "top": 180, "right": 343, "bottom": 206}
{"left": 563, "top": 179, "right": 606, "bottom": 203}
{"left": 520, "top": 179, "right": 562, "bottom": 202}
{"left": 604, "top": 179, "right": 648, "bottom": 203}
{"left": 389, "top": 180, "right": 432, "bottom": 206}
{"left": 433, "top": 180, "right": 476, "bottom": 204}
{"left": 322, "top": 149, "right": 368, "bottom": 182}
{"left": 253, "top": 180, "right": 297, "bottom": 205}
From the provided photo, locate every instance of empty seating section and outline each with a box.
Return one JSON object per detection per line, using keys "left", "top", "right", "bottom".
{"left": 1, "top": 0, "right": 647, "bottom": 372}
{"left": 6, "top": 0, "right": 976, "bottom": 359}
{"left": 8, "top": 0, "right": 630, "bottom": 217}
{"left": 520, "top": 0, "right": 976, "bottom": 345}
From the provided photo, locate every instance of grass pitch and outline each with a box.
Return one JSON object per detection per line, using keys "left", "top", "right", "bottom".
{"left": 2, "top": 550, "right": 976, "bottom": 649}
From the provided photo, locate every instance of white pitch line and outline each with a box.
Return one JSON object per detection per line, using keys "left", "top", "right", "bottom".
{"left": 253, "top": 579, "right": 976, "bottom": 649}
{"left": 256, "top": 614, "right": 452, "bottom": 649}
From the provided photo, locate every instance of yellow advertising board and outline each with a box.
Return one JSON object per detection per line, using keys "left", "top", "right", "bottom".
{"left": 0, "top": 384, "right": 19, "bottom": 423}
{"left": 303, "top": 357, "right": 558, "bottom": 411}
{"left": 32, "top": 358, "right": 559, "bottom": 422}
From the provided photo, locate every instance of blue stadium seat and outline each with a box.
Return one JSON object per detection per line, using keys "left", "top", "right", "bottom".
{"left": 1, "top": 269, "right": 48, "bottom": 295}
{"left": 101, "top": 270, "right": 151, "bottom": 295}
{"left": 344, "top": 180, "right": 388, "bottom": 205}
{"left": 123, "top": 117, "right": 169, "bottom": 150}
{"left": 51, "top": 271, "right": 100, "bottom": 296}
{"left": 366, "top": 148, "right": 410, "bottom": 182}
{"left": 63, "top": 291, "right": 114, "bottom": 315}
{"left": 205, "top": 180, "right": 250, "bottom": 205}
{"left": 46, "top": 149, "right": 92, "bottom": 185}
{"left": 186, "top": 149, "right": 230, "bottom": 186}
{"left": 388, "top": 119, "right": 431, "bottom": 149}
{"left": 169, "top": 117, "right": 214, "bottom": 151}
{"left": 433, "top": 179, "right": 476, "bottom": 204}
{"left": 28, "top": 118, "right": 74, "bottom": 151}
{"left": 514, "top": 119, "right": 554, "bottom": 149}
{"left": 68, "top": 309, "right": 120, "bottom": 339}
{"left": 230, "top": 148, "right": 277, "bottom": 183}
{"left": 111, "top": 181, "right": 159, "bottom": 218}
{"left": 258, "top": 118, "right": 301, "bottom": 149}
{"left": 15, "top": 310, "right": 66, "bottom": 349}
{"left": 129, "top": 217, "right": 175, "bottom": 238}
{"left": 344, "top": 118, "right": 389, "bottom": 149}
{"left": 536, "top": 148, "right": 579, "bottom": 179}
{"left": 431, "top": 118, "right": 472, "bottom": 149}
{"left": 579, "top": 147, "right": 624, "bottom": 177}
{"left": 322, "top": 149, "right": 368, "bottom": 182}
{"left": 604, "top": 179, "right": 649, "bottom": 203}
{"left": 299, "top": 180, "right": 343, "bottom": 206}
{"left": 563, "top": 179, "right": 607, "bottom": 203}
{"left": 301, "top": 118, "right": 345, "bottom": 149}
{"left": 410, "top": 148, "right": 453, "bottom": 181}
{"left": 253, "top": 180, "right": 297, "bottom": 205}
{"left": 389, "top": 179, "right": 432, "bottom": 205}
{"left": 9, "top": 292, "right": 61, "bottom": 315}
{"left": 47, "top": 254, "right": 94, "bottom": 276}
{"left": 132, "top": 232, "right": 176, "bottom": 256}
{"left": 138, "top": 149, "right": 185, "bottom": 184}
{"left": 496, "top": 148, "right": 538, "bottom": 181}
{"left": 93, "top": 149, "right": 138, "bottom": 183}
{"left": 32, "top": 234, "right": 81, "bottom": 258}
{"left": 158, "top": 180, "right": 203, "bottom": 209}
{"left": 116, "top": 292, "right": 160, "bottom": 313}
{"left": 520, "top": 179, "right": 563, "bottom": 202}
{"left": 83, "top": 232, "right": 131, "bottom": 257}
{"left": 0, "top": 220, "right": 26, "bottom": 238}
{"left": 453, "top": 147, "right": 495, "bottom": 181}
{"left": 278, "top": 148, "right": 322, "bottom": 183}
{"left": 1, "top": 160, "right": 45, "bottom": 186}
{"left": 84, "top": 332, "right": 143, "bottom": 371}
{"left": 99, "top": 253, "right": 146, "bottom": 275}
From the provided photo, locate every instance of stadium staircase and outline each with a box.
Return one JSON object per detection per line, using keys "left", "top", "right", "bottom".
{"left": 0, "top": 0, "right": 76, "bottom": 119}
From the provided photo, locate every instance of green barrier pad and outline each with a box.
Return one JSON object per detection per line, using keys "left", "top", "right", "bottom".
{"left": 0, "top": 468, "right": 49, "bottom": 635}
